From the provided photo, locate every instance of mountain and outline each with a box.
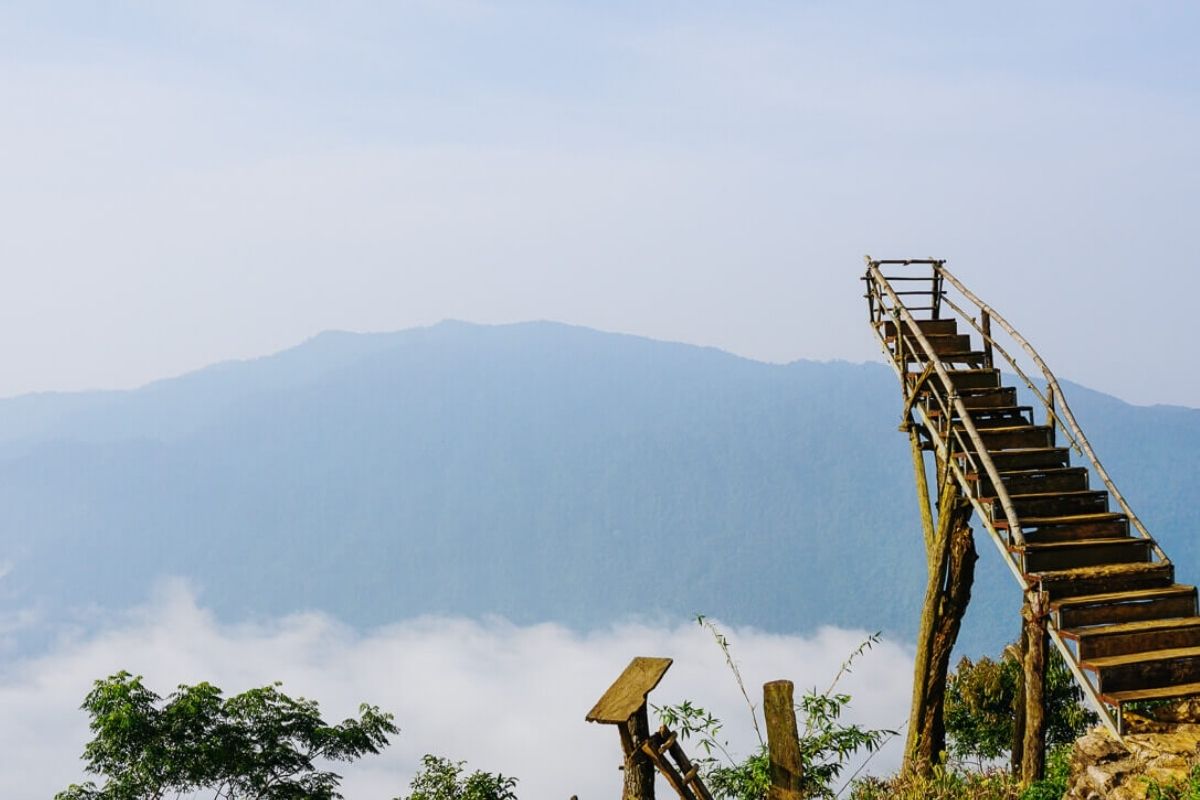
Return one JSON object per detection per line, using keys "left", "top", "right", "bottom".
{"left": 2, "top": 321, "right": 1199, "bottom": 656}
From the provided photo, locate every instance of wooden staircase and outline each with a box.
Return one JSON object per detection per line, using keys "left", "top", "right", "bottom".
{"left": 866, "top": 258, "right": 1200, "bottom": 737}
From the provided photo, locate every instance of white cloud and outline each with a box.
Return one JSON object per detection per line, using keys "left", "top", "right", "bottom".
{"left": 0, "top": 581, "right": 914, "bottom": 798}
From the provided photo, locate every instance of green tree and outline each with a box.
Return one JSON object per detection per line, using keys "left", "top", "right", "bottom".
{"left": 398, "top": 755, "right": 518, "bottom": 800}
{"left": 56, "top": 671, "right": 397, "bottom": 800}
{"left": 945, "top": 645, "right": 1095, "bottom": 763}
{"left": 655, "top": 619, "right": 894, "bottom": 799}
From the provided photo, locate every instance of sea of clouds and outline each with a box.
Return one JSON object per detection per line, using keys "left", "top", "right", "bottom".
{"left": 0, "top": 581, "right": 914, "bottom": 798}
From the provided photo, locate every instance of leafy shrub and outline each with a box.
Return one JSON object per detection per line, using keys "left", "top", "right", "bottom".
{"left": 1143, "top": 762, "right": 1200, "bottom": 800}
{"left": 945, "top": 646, "right": 1095, "bottom": 763}
{"left": 1018, "top": 745, "right": 1071, "bottom": 800}
{"left": 399, "top": 755, "right": 518, "bottom": 800}
{"left": 655, "top": 618, "right": 894, "bottom": 799}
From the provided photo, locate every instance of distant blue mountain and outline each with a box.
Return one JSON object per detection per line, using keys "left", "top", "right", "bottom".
{"left": 2, "top": 321, "right": 1198, "bottom": 655}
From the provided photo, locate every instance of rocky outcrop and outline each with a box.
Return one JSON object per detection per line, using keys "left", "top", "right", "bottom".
{"left": 1066, "top": 704, "right": 1200, "bottom": 799}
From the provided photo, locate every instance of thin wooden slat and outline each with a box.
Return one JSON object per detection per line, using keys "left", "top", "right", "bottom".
{"left": 641, "top": 733, "right": 697, "bottom": 800}
{"left": 586, "top": 657, "right": 673, "bottom": 724}
{"left": 664, "top": 728, "right": 715, "bottom": 800}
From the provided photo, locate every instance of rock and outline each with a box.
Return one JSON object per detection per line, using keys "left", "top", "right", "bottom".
{"left": 1066, "top": 703, "right": 1200, "bottom": 800}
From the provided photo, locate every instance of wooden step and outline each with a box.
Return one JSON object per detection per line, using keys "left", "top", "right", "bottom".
{"left": 1032, "top": 561, "right": 1173, "bottom": 600}
{"left": 881, "top": 319, "right": 958, "bottom": 337}
{"left": 896, "top": 333, "right": 972, "bottom": 355}
{"left": 1019, "top": 537, "right": 1152, "bottom": 573}
{"left": 975, "top": 467, "right": 1090, "bottom": 497}
{"left": 955, "top": 387, "right": 1019, "bottom": 409}
{"left": 997, "top": 511, "right": 1124, "bottom": 531}
{"left": 1101, "top": 681, "right": 1200, "bottom": 707}
{"left": 961, "top": 425, "right": 1054, "bottom": 452}
{"left": 912, "top": 369, "right": 1000, "bottom": 391}
{"left": 902, "top": 349, "right": 987, "bottom": 366}
{"left": 1083, "top": 645, "right": 1200, "bottom": 695}
{"left": 964, "top": 447, "right": 1071, "bottom": 472}
{"left": 931, "top": 406, "right": 1034, "bottom": 429}
{"left": 991, "top": 490, "right": 1108, "bottom": 519}
{"left": 1064, "top": 617, "right": 1200, "bottom": 660}
{"left": 1052, "top": 585, "right": 1198, "bottom": 628}
{"left": 1020, "top": 515, "right": 1130, "bottom": 543}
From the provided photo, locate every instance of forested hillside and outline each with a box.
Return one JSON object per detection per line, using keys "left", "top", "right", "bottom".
{"left": 2, "top": 321, "right": 1197, "bottom": 655}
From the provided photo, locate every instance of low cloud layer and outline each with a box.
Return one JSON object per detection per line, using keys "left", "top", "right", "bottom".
{"left": 0, "top": 582, "right": 914, "bottom": 798}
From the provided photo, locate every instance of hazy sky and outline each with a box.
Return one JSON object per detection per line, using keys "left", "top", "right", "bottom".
{"left": 3, "top": 2, "right": 1198, "bottom": 404}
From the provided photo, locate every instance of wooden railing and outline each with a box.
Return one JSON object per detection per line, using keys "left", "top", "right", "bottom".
{"left": 863, "top": 260, "right": 1029, "bottom": 590}
{"left": 934, "top": 265, "right": 1168, "bottom": 565}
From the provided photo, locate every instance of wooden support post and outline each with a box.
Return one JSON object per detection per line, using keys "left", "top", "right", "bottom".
{"left": 1020, "top": 595, "right": 1048, "bottom": 787}
{"left": 587, "top": 657, "right": 673, "bottom": 800}
{"left": 1008, "top": 632, "right": 1027, "bottom": 777}
{"left": 904, "top": 450, "right": 978, "bottom": 777}
{"left": 763, "top": 680, "right": 804, "bottom": 800}
{"left": 623, "top": 705, "right": 656, "bottom": 800}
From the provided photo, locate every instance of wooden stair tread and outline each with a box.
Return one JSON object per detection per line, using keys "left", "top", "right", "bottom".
{"left": 1082, "top": 644, "right": 1200, "bottom": 671}
{"left": 995, "top": 512, "right": 1126, "bottom": 529}
{"left": 930, "top": 405, "right": 1033, "bottom": 417}
{"left": 958, "top": 446, "right": 1067, "bottom": 457}
{"left": 1062, "top": 616, "right": 1200, "bottom": 640}
{"left": 1020, "top": 537, "right": 1146, "bottom": 552}
{"left": 1032, "top": 562, "right": 1170, "bottom": 582}
{"left": 903, "top": 350, "right": 986, "bottom": 362}
{"left": 961, "top": 423, "right": 1048, "bottom": 432}
{"left": 1102, "top": 682, "right": 1200, "bottom": 705}
{"left": 966, "top": 466, "right": 1087, "bottom": 481}
{"left": 954, "top": 385, "right": 1010, "bottom": 393}
{"left": 1003, "top": 490, "right": 1106, "bottom": 501}
{"left": 910, "top": 368, "right": 996, "bottom": 379}
{"left": 1051, "top": 585, "right": 1198, "bottom": 610}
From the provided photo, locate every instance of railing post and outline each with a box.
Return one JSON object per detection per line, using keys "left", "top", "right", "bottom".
{"left": 981, "top": 310, "right": 993, "bottom": 369}
{"left": 1046, "top": 384, "right": 1056, "bottom": 439}
{"left": 932, "top": 267, "right": 943, "bottom": 319}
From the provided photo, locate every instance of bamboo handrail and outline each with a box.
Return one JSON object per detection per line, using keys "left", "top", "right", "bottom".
{"left": 864, "top": 260, "right": 1027, "bottom": 548}
{"left": 935, "top": 267, "right": 1168, "bottom": 564}
{"left": 939, "top": 294, "right": 1084, "bottom": 456}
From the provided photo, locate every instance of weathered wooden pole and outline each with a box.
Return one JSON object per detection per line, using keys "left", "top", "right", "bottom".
{"left": 1020, "top": 594, "right": 1048, "bottom": 786}
{"left": 1008, "top": 636, "right": 1027, "bottom": 777}
{"left": 763, "top": 680, "right": 804, "bottom": 800}
{"left": 621, "top": 705, "right": 655, "bottom": 800}
{"left": 903, "top": 434, "right": 979, "bottom": 776}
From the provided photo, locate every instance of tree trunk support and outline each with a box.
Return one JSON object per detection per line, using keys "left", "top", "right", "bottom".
{"left": 763, "top": 680, "right": 804, "bottom": 800}
{"left": 903, "top": 427, "right": 979, "bottom": 777}
{"left": 1020, "top": 593, "right": 1049, "bottom": 787}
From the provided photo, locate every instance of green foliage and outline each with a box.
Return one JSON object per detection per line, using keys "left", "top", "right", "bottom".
{"left": 655, "top": 619, "right": 895, "bottom": 799}
{"left": 399, "top": 755, "right": 518, "bottom": 800}
{"left": 56, "top": 671, "right": 397, "bottom": 800}
{"left": 1018, "top": 745, "right": 1072, "bottom": 800}
{"left": 1143, "top": 763, "right": 1200, "bottom": 799}
{"left": 847, "top": 743, "right": 1072, "bottom": 800}
{"left": 945, "top": 646, "right": 1095, "bottom": 762}
{"left": 849, "top": 763, "right": 1020, "bottom": 800}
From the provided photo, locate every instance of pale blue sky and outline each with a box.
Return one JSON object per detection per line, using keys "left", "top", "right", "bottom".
{"left": 2, "top": 2, "right": 1198, "bottom": 404}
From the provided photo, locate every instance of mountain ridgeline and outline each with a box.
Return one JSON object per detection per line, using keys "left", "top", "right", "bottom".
{"left": 3, "top": 321, "right": 1199, "bottom": 654}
